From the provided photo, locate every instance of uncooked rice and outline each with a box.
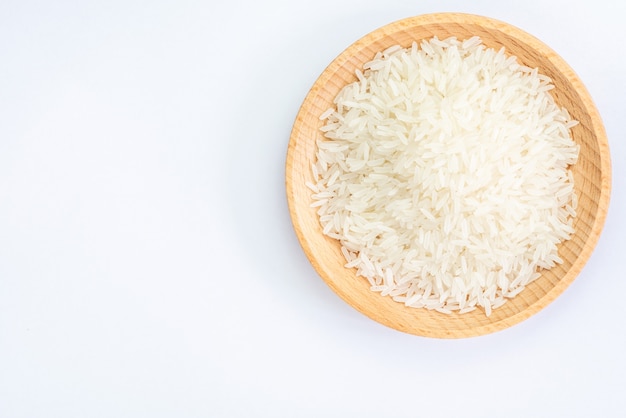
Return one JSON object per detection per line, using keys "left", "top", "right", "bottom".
{"left": 309, "top": 36, "right": 579, "bottom": 316}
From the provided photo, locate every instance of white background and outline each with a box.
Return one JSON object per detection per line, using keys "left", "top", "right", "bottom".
{"left": 1, "top": 0, "right": 624, "bottom": 417}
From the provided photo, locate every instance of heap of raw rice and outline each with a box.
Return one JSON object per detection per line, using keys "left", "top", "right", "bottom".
{"left": 308, "top": 36, "right": 579, "bottom": 316}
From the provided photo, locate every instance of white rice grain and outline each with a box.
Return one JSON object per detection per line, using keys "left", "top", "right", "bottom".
{"left": 311, "top": 36, "right": 579, "bottom": 316}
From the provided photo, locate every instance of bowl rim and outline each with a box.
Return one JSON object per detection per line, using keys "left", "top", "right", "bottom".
{"left": 285, "top": 12, "right": 612, "bottom": 338}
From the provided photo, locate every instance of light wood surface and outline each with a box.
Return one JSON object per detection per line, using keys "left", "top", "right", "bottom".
{"left": 285, "top": 13, "right": 611, "bottom": 338}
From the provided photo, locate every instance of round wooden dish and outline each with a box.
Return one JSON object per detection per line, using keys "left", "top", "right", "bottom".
{"left": 285, "top": 13, "right": 611, "bottom": 338}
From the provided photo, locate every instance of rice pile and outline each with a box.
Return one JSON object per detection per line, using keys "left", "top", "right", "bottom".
{"left": 308, "top": 36, "right": 579, "bottom": 315}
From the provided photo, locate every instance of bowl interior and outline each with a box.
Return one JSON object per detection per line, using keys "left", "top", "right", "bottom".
{"left": 285, "top": 13, "right": 610, "bottom": 338}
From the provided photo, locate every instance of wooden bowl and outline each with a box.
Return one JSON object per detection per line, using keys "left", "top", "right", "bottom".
{"left": 285, "top": 13, "right": 611, "bottom": 338}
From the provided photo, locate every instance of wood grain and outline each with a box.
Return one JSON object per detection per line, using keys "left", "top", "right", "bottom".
{"left": 285, "top": 13, "right": 611, "bottom": 338}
